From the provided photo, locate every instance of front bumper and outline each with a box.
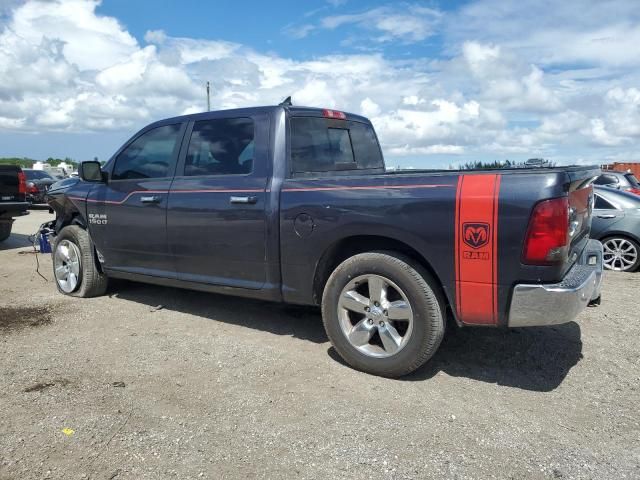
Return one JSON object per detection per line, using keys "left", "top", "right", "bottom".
{"left": 508, "top": 239, "right": 603, "bottom": 327}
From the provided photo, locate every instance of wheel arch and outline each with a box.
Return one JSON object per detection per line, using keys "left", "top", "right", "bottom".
{"left": 598, "top": 231, "right": 640, "bottom": 245}
{"left": 54, "top": 211, "right": 104, "bottom": 274}
{"left": 54, "top": 206, "right": 87, "bottom": 233}
{"left": 312, "top": 234, "right": 450, "bottom": 311}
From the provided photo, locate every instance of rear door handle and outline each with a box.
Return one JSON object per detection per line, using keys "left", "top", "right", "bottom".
{"left": 596, "top": 214, "right": 616, "bottom": 219}
{"left": 230, "top": 196, "right": 257, "bottom": 205}
{"left": 140, "top": 195, "right": 162, "bottom": 204}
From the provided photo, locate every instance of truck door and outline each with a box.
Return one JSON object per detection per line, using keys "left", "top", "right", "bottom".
{"left": 167, "top": 114, "right": 269, "bottom": 289}
{"left": 87, "top": 123, "right": 185, "bottom": 277}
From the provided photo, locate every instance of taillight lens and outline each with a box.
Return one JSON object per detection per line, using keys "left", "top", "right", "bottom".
{"left": 26, "top": 182, "right": 39, "bottom": 194}
{"left": 627, "top": 187, "right": 640, "bottom": 195}
{"left": 17, "top": 171, "right": 27, "bottom": 195}
{"left": 522, "top": 197, "right": 569, "bottom": 265}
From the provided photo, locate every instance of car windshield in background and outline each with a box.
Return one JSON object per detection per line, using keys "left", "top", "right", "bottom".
{"left": 24, "top": 170, "right": 53, "bottom": 180}
{"left": 291, "top": 117, "right": 384, "bottom": 173}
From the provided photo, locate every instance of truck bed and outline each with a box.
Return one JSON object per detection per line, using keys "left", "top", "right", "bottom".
{"left": 279, "top": 165, "right": 599, "bottom": 327}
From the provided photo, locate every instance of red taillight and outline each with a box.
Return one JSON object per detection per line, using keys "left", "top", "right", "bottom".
{"left": 322, "top": 109, "right": 346, "bottom": 120}
{"left": 627, "top": 187, "right": 640, "bottom": 195}
{"left": 17, "top": 171, "right": 27, "bottom": 195}
{"left": 26, "top": 182, "right": 39, "bottom": 194}
{"left": 522, "top": 197, "right": 569, "bottom": 265}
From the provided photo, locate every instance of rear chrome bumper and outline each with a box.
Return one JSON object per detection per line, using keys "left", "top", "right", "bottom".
{"left": 508, "top": 239, "right": 603, "bottom": 327}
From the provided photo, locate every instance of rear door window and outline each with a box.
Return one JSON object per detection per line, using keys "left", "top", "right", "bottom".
{"left": 291, "top": 117, "right": 383, "bottom": 173}
{"left": 594, "top": 195, "right": 616, "bottom": 210}
{"left": 184, "top": 118, "right": 254, "bottom": 176}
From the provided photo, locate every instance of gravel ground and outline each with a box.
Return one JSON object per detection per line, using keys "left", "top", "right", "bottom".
{"left": 1, "top": 210, "right": 639, "bottom": 480}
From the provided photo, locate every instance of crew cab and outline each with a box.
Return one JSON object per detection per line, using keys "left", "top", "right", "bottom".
{"left": 0, "top": 165, "right": 29, "bottom": 241}
{"left": 46, "top": 105, "right": 603, "bottom": 377}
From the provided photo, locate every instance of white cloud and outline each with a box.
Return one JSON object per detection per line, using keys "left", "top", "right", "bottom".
{"left": 448, "top": 0, "right": 640, "bottom": 68}
{"left": 360, "top": 98, "right": 381, "bottom": 118}
{"left": 589, "top": 119, "right": 624, "bottom": 147}
{"left": 460, "top": 41, "right": 562, "bottom": 112}
{"left": 320, "top": 5, "right": 442, "bottom": 43}
{"left": 0, "top": 0, "right": 639, "bottom": 166}
{"left": 10, "top": 0, "right": 138, "bottom": 70}
{"left": 282, "top": 23, "right": 315, "bottom": 39}
{"left": 586, "top": 87, "right": 640, "bottom": 146}
{"left": 388, "top": 144, "right": 464, "bottom": 155}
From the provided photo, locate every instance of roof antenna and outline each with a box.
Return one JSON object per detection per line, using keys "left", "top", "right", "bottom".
{"left": 279, "top": 96, "right": 292, "bottom": 106}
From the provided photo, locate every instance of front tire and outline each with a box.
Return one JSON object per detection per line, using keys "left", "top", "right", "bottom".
{"left": 322, "top": 251, "right": 445, "bottom": 378}
{"left": 52, "top": 225, "right": 108, "bottom": 297}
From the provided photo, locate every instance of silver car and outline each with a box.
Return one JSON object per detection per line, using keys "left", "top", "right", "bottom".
{"left": 592, "top": 186, "right": 640, "bottom": 271}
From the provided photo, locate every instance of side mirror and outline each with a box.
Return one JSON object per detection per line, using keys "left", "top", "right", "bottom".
{"left": 79, "top": 161, "right": 104, "bottom": 182}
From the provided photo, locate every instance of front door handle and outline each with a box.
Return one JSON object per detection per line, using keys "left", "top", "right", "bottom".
{"left": 140, "top": 195, "right": 162, "bottom": 204}
{"left": 230, "top": 196, "right": 258, "bottom": 205}
{"left": 596, "top": 214, "right": 616, "bottom": 219}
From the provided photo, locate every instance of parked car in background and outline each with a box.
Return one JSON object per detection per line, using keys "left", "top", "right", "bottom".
{"left": 0, "top": 165, "right": 29, "bottom": 241}
{"left": 592, "top": 186, "right": 640, "bottom": 271}
{"left": 594, "top": 170, "right": 640, "bottom": 195}
{"left": 44, "top": 167, "right": 68, "bottom": 180}
{"left": 23, "top": 169, "right": 56, "bottom": 204}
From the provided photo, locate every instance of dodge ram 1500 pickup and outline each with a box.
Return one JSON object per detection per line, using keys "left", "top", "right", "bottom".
{"left": 46, "top": 105, "right": 603, "bottom": 377}
{"left": 0, "top": 165, "right": 29, "bottom": 241}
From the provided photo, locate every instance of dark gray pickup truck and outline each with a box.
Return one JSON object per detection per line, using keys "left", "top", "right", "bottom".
{"left": 45, "top": 105, "right": 604, "bottom": 377}
{"left": 0, "top": 165, "right": 29, "bottom": 241}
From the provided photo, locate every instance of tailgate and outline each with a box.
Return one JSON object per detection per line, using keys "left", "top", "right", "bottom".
{"left": 565, "top": 167, "right": 600, "bottom": 272}
{"left": 0, "top": 166, "right": 21, "bottom": 201}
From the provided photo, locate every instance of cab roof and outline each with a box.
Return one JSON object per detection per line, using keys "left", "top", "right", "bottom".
{"left": 149, "top": 105, "right": 371, "bottom": 129}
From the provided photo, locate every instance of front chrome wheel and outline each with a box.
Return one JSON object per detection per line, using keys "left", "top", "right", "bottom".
{"left": 337, "top": 274, "right": 414, "bottom": 358}
{"left": 603, "top": 238, "right": 638, "bottom": 271}
{"left": 54, "top": 239, "right": 82, "bottom": 293}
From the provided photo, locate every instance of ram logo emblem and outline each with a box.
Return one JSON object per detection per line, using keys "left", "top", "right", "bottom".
{"left": 463, "top": 222, "right": 490, "bottom": 249}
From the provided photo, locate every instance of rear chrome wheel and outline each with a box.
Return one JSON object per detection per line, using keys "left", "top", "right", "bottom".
{"left": 54, "top": 239, "right": 82, "bottom": 293}
{"left": 338, "top": 274, "right": 414, "bottom": 358}
{"left": 322, "top": 251, "right": 445, "bottom": 378}
{"left": 602, "top": 237, "right": 639, "bottom": 271}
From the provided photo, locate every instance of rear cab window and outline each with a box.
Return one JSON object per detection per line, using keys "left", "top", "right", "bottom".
{"left": 290, "top": 116, "right": 384, "bottom": 175}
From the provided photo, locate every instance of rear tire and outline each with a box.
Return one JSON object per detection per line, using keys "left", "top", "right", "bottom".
{"left": 321, "top": 251, "right": 445, "bottom": 378}
{"left": 0, "top": 222, "right": 11, "bottom": 242}
{"left": 52, "top": 225, "right": 108, "bottom": 297}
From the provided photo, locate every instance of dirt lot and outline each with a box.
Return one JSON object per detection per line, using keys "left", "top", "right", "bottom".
{"left": 1, "top": 210, "right": 639, "bottom": 480}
